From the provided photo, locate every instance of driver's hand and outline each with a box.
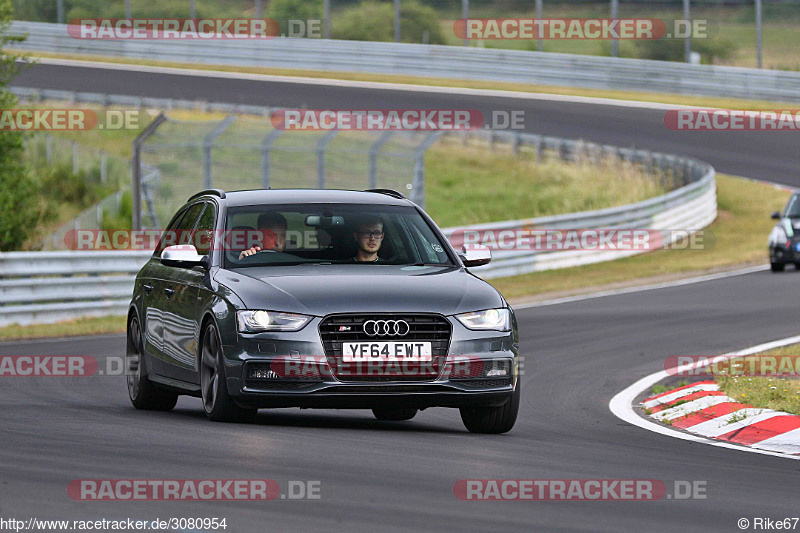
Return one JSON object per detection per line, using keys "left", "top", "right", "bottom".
{"left": 238, "top": 246, "right": 262, "bottom": 259}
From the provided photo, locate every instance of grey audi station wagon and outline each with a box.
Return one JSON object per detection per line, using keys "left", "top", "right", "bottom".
{"left": 126, "top": 188, "right": 520, "bottom": 433}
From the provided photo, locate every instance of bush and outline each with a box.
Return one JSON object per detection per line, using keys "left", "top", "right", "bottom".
{"left": 333, "top": 0, "right": 444, "bottom": 44}
{"left": 11, "top": 0, "right": 58, "bottom": 22}
{"left": 267, "top": 0, "right": 324, "bottom": 37}
{"left": 634, "top": 37, "right": 737, "bottom": 65}
{"left": 0, "top": 133, "right": 40, "bottom": 250}
{"left": 101, "top": 191, "right": 133, "bottom": 231}
{"left": 38, "top": 163, "right": 105, "bottom": 207}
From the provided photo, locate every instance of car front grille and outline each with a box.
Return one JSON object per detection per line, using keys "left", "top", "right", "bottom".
{"left": 319, "top": 313, "right": 451, "bottom": 382}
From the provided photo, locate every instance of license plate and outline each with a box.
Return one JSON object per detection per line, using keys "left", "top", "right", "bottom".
{"left": 342, "top": 342, "right": 432, "bottom": 362}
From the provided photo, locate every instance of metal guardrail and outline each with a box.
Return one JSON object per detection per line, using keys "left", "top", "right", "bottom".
{"left": 0, "top": 251, "right": 150, "bottom": 326}
{"left": 9, "top": 21, "right": 800, "bottom": 102}
{"left": 446, "top": 130, "right": 716, "bottom": 279}
{"left": 0, "top": 132, "right": 715, "bottom": 326}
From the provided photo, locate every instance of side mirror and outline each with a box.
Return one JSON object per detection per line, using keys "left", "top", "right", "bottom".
{"left": 458, "top": 244, "right": 491, "bottom": 267}
{"left": 161, "top": 245, "right": 208, "bottom": 269}
{"left": 771, "top": 211, "right": 781, "bottom": 220}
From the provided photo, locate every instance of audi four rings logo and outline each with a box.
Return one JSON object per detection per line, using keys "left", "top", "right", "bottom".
{"left": 363, "top": 319, "right": 410, "bottom": 337}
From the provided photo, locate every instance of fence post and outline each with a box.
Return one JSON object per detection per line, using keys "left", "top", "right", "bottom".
{"left": 316, "top": 131, "right": 339, "bottom": 189}
{"left": 72, "top": 141, "right": 78, "bottom": 174}
{"left": 368, "top": 131, "right": 394, "bottom": 189}
{"left": 203, "top": 115, "right": 236, "bottom": 189}
{"left": 46, "top": 134, "right": 52, "bottom": 165}
{"left": 261, "top": 128, "right": 283, "bottom": 189}
{"left": 100, "top": 150, "right": 107, "bottom": 183}
{"left": 131, "top": 113, "right": 167, "bottom": 231}
{"left": 410, "top": 131, "right": 443, "bottom": 207}
{"left": 535, "top": 135, "right": 543, "bottom": 161}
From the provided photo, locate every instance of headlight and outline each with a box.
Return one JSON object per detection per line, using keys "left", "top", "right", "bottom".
{"left": 455, "top": 308, "right": 511, "bottom": 331}
{"left": 236, "top": 310, "right": 312, "bottom": 333}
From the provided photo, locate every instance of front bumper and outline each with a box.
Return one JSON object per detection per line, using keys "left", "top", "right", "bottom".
{"left": 221, "top": 315, "right": 519, "bottom": 409}
{"left": 770, "top": 240, "right": 800, "bottom": 264}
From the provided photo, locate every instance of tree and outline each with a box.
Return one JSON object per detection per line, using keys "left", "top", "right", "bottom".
{"left": 0, "top": 0, "right": 38, "bottom": 251}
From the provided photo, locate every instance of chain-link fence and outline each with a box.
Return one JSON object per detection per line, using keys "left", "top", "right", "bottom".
{"left": 136, "top": 114, "right": 440, "bottom": 229}
{"left": 24, "top": 133, "right": 132, "bottom": 250}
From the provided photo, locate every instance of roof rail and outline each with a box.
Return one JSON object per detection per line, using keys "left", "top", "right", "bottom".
{"left": 363, "top": 189, "right": 406, "bottom": 200}
{"left": 188, "top": 188, "right": 226, "bottom": 201}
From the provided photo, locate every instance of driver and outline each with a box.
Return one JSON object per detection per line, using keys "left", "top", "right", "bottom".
{"left": 352, "top": 216, "right": 384, "bottom": 263}
{"left": 238, "top": 212, "right": 287, "bottom": 259}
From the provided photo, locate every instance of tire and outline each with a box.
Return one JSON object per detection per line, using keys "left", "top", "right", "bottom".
{"left": 771, "top": 262, "right": 785, "bottom": 272}
{"left": 126, "top": 315, "right": 179, "bottom": 411}
{"left": 372, "top": 407, "right": 417, "bottom": 421}
{"left": 459, "top": 381, "right": 521, "bottom": 434}
{"left": 200, "top": 323, "right": 257, "bottom": 423}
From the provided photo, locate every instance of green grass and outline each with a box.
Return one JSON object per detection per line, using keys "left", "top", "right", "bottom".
{"left": 490, "top": 174, "right": 790, "bottom": 301}
{"left": 716, "top": 343, "right": 800, "bottom": 416}
{"left": 425, "top": 136, "right": 669, "bottom": 227}
{"left": 0, "top": 315, "right": 127, "bottom": 341}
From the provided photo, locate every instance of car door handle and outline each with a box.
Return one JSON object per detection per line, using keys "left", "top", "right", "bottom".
{"left": 143, "top": 284, "right": 153, "bottom": 294}
{"left": 164, "top": 288, "right": 175, "bottom": 298}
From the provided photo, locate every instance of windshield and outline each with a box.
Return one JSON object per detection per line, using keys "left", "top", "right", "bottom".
{"left": 784, "top": 194, "right": 800, "bottom": 218}
{"left": 223, "top": 203, "right": 454, "bottom": 268}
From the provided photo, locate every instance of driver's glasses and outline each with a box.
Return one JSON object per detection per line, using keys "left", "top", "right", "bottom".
{"left": 358, "top": 231, "right": 384, "bottom": 240}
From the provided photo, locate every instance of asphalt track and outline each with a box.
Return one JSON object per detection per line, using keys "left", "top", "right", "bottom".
{"left": 11, "top": 61, "right": 800, "bottom": 187}
{"left": 3, "top": 62, "right": 800, "bottom": 531}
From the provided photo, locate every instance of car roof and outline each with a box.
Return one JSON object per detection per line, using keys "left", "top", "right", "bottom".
{"left": 198, "top": 189, "right": 412, "bottom": 207}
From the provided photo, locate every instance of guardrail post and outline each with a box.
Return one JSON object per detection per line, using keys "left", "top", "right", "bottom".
{"left": 203, "top": 115, "right": 236, "bottom": 189}
{"left": 316, "top": 131, "right": 339, "bottom": 189}
{"left": 261, "top": 128, "right": 283, "bottom": 189}
{"left": 368, "top": 131, "right": 395, "bottom": 189}
{"left": 131, "top": 113, "right": 167, "bottom": 231}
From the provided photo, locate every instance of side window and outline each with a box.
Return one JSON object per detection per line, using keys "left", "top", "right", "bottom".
{"left": 155, "top": 203, "right": 205, "bottom": 255}
{"left": 193, "top": 203, "right": 216, "bottom": 256}
{"left": 154, "top": 209, "right": 188, "bottom": 257}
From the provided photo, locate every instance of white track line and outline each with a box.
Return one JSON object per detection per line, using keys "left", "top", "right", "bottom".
{"left": 690, "top": 410, "right": 784, "bottom": 438}
{"left": 642, "top": 383, "right": 720, "bottom": 408}
{"left": 609, "top": 334, "right": 800, "bottom": 461}
{"left": 652, "top": 396, "right": 733, "bottom": 421}
{"left": 752, "top": 427, "right": 800, "bottom": 454}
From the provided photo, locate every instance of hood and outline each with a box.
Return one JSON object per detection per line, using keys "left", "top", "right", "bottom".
{"left": 214, "top": 264, "right": 504, "bottom": 316}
